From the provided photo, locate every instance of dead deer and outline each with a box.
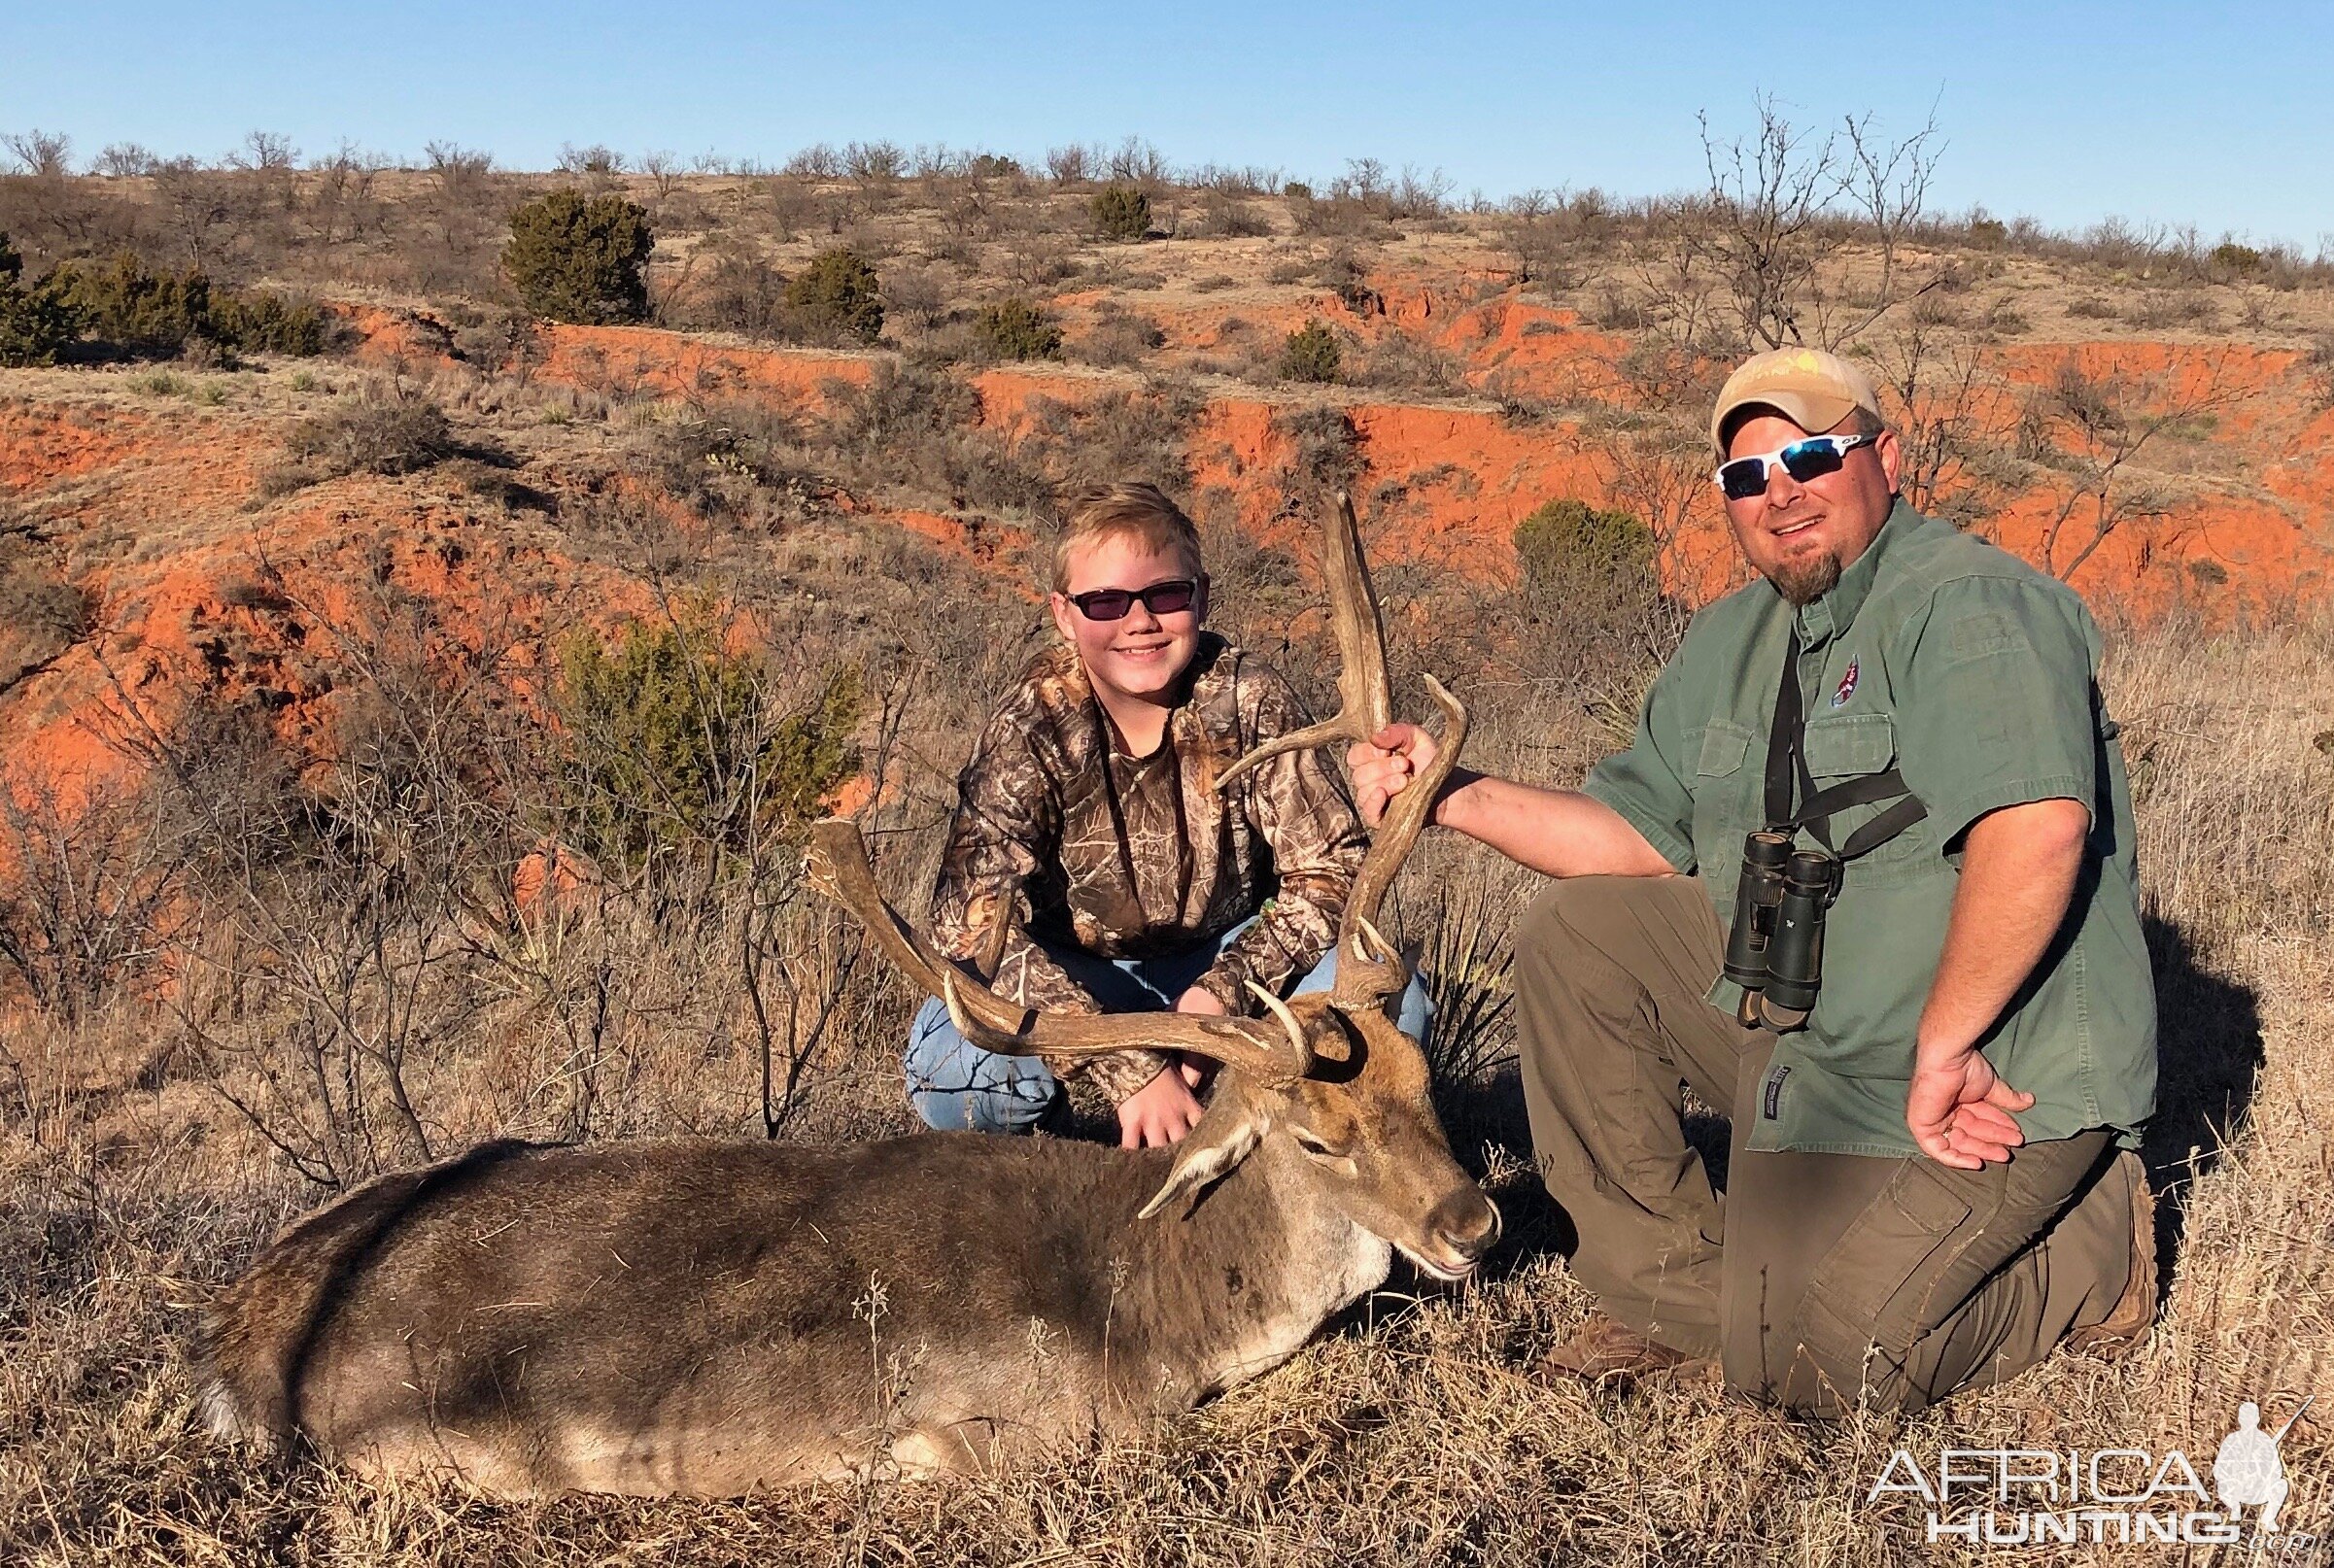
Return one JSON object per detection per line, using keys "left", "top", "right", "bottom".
{"left": 197, "top": 492, "right": 1497, "bottom": 1497}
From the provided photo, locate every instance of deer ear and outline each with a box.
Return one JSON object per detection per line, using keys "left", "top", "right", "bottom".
{"left": 1137, "top": 1102, "right": 1266, "bottom": 1220}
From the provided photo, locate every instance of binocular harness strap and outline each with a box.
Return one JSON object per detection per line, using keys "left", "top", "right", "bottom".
{"left": 1763, "top": 630, "right": 1927, "bottom": 861}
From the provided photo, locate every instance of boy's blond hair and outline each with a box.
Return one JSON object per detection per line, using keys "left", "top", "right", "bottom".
{"left": 1051, "top": 483, "right": 1204, "bottom": 594}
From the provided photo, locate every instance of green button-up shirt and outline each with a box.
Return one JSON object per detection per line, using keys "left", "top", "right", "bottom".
{"left": 1582, "top": 500, "right": 2157, "bottom": 1157}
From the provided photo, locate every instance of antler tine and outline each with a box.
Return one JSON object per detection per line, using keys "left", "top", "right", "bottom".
{"left": 1215, "top": 490, "right": 1391, "bottom": 793}
{"left": 974, "top": 885, "right": 1016, "bottom": 981}
{"left": 806, "top": 819, "right": 1312, "bottom": 1084}
{"left": 1326, "top": 673, "right": 1468, "bottom": 1010}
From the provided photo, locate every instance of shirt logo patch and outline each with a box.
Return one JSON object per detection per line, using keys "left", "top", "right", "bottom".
{"left": 1831, "top": 660, "right": 1859, "bottom": 708}
{"left": 1763, "top": 1065, "right": 1790, "bottom": 1120}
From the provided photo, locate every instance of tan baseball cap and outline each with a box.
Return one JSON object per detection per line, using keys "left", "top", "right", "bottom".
{"left": 1709, "top": 347, "right": 1883, "bottom": 457}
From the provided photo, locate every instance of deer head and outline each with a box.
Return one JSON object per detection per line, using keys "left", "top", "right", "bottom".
{"left": 808, "top": 490, "right": 1496, "bottom": 1280}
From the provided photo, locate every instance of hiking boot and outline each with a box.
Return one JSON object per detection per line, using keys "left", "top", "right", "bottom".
{"left": 1533, "top": 1312, "right": 1705, "bottom": 1385}
{"left": 2064, "top": 1152, "right": 2157, "bottom": 1360}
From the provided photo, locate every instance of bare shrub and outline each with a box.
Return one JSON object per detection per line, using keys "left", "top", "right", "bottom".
{"left": 880, "top": 261, "right": 949, "bottom": 331}
{"left": 92, "top": 142, "right": 156, "bottom": 178}
{"left": 0, "top": 544, "right": 92, "bottom": 688}
{"left": 2305, "top": 334, "right": 2334, "bottom": 409}
{"left": 688, "top": 241, "right": 788, "bottom": 337}
{"left": 815, "top": 360, "right": 1047, "bottom": 516}
{"left": 3, "top": 129, "right": 73, "bottom": 179}
{"left": 1045, "top": 143, "right": 1096, "bottom": 185}
{"left": 1355, "top": 327, "right": 1463, "bottom": 395}
{"left": 556, "top": 143, "right": 627, "bottom": 181}
{"left": 2021, "top": 352, "right": 2245, "bottom": 579}
{"left": 633, "top": 404, "right": 828, "bottom": 527}
{"left": 2121, "top": 287, "right": 2220, "bottom": 331}
{"left": 423, "top": 140, "right": 494, "bottom": 195}
{"left": 1074, "top": 305, "right": 1165, "bottom": 367}
{"left": 0, "top": 764, "right": 195, "bottom": 1025}
{"left": 1016, "top": 380, "right": 1205, "bottom": 495}
{"left": 1197, "top": 190, "right": 1270, "bottom": 238}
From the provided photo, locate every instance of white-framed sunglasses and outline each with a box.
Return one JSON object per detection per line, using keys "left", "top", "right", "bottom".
{"left": 1713, "top": 432, "right": 1878, "bottom": 500}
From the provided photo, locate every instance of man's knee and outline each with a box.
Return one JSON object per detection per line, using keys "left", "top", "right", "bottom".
{"left": 1517, "top": 875, "right": 1681, "bottom": 965}
{"left": 1515, "top": 878, "right": 1684, "bottom": 1021}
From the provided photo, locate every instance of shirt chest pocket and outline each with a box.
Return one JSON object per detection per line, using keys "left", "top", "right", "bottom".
{"left": 1802, "top": 712, "right": 1898, "bottom": 781}
{"left": 1691, "top": 719, "right": 1761, "bottom": 867}
{"left": 1800, "top": 712, "right": 1931, "bottom": 872}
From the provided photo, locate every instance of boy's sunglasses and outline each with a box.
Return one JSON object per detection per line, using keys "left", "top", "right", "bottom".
{"left": 1065, "top": 577, "right": 1200, "bottom": 622}
{"left": 1713, "top": 432, "right": 1877, "bottom": 501}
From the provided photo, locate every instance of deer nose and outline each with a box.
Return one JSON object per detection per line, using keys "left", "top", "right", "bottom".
{"left": 1430, "top": 1189, "right": 1502, "bottom": 1262}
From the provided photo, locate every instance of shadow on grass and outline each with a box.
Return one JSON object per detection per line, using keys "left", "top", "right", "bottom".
{"left": 2137, "top": 911, "right": 2264, "bottom": 1297}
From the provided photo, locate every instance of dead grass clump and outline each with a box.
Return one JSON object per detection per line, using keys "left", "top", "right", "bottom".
{"left": 813, "top": 360, "right": 1048, "bottom": 517}
{"left": 267, "top": 392, "right": 460, "bottom": 494}
{"left": 2121, "top": 287, "right": 2220, "bottom": 332}
{"left": 0, "top": 547, "right": 91, "bottom": 687}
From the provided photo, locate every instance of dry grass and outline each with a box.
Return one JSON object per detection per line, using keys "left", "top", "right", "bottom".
{"left": 2, "top": 605, "right": 2329, "bottom": 1563}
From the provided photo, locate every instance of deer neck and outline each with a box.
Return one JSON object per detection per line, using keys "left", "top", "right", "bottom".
{"left": 1107, "top": 1134, "right": 1390, "bottom": 1407}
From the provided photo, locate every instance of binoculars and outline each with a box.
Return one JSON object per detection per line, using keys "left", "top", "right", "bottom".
{"left": 1723, "top": 830, "right": 1842, "bottom": 1031}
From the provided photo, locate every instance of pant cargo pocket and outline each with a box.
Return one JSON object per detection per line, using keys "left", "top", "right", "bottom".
{"left": 1790, "top": 1162, "right": 1975, "bottom": 1381}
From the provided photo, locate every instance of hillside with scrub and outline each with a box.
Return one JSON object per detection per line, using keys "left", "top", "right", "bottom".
{"left": 1, "top": 120, "right": 2330, "bottom": 1562}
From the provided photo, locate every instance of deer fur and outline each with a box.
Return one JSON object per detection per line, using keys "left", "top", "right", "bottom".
{"left": 198, "top": 1024, "right": 1493, "bottom": 1494}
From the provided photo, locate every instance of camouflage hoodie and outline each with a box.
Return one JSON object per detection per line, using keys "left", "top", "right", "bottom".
{"left": 929, "top": 633, "right": 1365, "bottom": 1104}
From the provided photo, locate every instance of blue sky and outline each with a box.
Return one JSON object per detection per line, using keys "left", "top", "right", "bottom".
{"left": 5, "top": 2, "right": 2329, "bottom": 251}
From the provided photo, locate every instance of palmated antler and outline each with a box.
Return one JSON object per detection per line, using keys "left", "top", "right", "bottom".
{"left": 1215, "top": 491, "right": 1470, "bottom": 1013}
{"left": 1213, "top": 491, "right": 1391, "bottom": 793}
{"left": 805, "top": 819, "right": 1313, "bottom": 1085}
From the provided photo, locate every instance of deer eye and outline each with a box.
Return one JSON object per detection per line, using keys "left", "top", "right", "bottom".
{"left": 1290, "top": 1128, "right": 1351, "bottom": 1161}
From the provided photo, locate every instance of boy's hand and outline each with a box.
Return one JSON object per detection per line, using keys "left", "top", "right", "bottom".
{"left": 1347, "top": 724, "right": 1438, "bottom": 828}
{"left": 1117, "top": 1066, "right": 1204, "bottom": 1148}
{"left": 1172, "top": 987, "right": 1223, "bottom": 1092}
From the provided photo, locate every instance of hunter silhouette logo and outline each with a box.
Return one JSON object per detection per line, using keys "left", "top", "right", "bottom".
{"left": 2216, "top": 1398, "right": 2309, "bottom": 1535}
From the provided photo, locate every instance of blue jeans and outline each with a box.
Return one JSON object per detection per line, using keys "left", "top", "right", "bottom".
{"left": 905, "top": 917, "right": 1435, "bottom": 1133}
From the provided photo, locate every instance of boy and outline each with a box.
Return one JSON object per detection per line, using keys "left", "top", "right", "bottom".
{"left": 910, "top": 482, "right": 1430, "bottom": 1147}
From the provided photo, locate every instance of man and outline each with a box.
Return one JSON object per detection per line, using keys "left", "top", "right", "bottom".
{"left": 910, "top": 482, "right": 1430, "bottom": 1148}
{"left": 1352, "top": 349, "right": 2157, "bottom": 1414}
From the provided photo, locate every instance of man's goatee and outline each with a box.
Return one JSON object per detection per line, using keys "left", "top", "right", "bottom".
{"left": 1768, "top": 552, "right": 1844, "bottom": 606}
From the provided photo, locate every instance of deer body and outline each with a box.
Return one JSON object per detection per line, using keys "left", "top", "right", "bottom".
{"left": 202, "top": 1120, "right": 1395, "bottom": 1494}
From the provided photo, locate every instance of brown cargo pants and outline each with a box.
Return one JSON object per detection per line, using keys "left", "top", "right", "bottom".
{"left": 1515, "top": 874, "right": 2141, "bottom": 1415}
